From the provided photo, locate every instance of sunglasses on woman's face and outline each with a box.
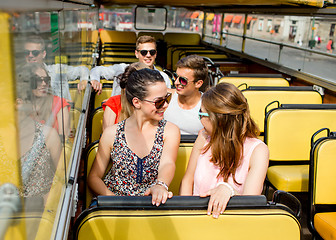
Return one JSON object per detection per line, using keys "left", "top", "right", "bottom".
{"left": 24, "top": 50, "right": 42, "bottom": 57}
{"left": 143, "top": 93, "right": 172, "bottom": 109}
{"left": 198, "top": 108, "right": 209, "bottom": 120}
{"left": 172, "top": 72, "right": 195, "bottom": 86}
{"left": 34, "top": 76, "right": 51, "bottom": 86}
{"left": 138, "top": 49, "right": 157, "bottom": 57}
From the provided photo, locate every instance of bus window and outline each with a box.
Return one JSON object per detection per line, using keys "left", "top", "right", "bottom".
{"left": 135, "top": 7, "right": 167, "bottom": 31}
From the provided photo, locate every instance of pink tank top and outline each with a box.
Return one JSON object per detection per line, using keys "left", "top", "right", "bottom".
{"left": 193, "top": 137, "right": 264, "bottom": 195}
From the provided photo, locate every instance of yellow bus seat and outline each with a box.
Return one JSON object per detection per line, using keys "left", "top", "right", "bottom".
{"left": 99, "top": 79, "right": 114, "bottom": 84}
{"left": 5, "top": 212, "right": 54, "bottom": 240}
{"left": 69, "top": 108, "right": 81, "bottom": 139}
{"left": 172, "top": 49, "right": 228, "bottom": 71}
{"left": 74, "top": 195, "right": 301, "bottom": 240}
{"left": 84, "top": 141, "right": 100, "bottom": 208}
{"left": 101, "top": 44, "right": 135, "bottom": 54}
{"left": 164, "top": 32, "right": 201, "bottom": 69}
{"left": 164, "top": 32, "right": 201, "bottom": 46}
{"left": 3, "top": 142, "right": 73, "bottom": 240}
{"left": 69, "top": 87, "right": 85, "bottom": 110}
{"left": 91, "top": 30, "right": 99, "bottom": 44}
{"left": 101, "top": 51, "right": 135, "bottom": 57}
{"left": 242, "top": 86, "right": 323, "bottom": 135}
{"left": 94, "top": 84, "right": 113, "bottom": 109}
{"left": 314, "top": 213, "right": 336, "bottom": 240}
{"left": 68, "top": 79, "right": 81, "bottom": 85}
{"left": 89, "top": 107, "right": 104, "bottom": 143}
{"left": 169, "top": 135, "right": 197, "bottom": 195}
{"left": 99, "top": 30, "right": 137, "bottom": 44}
{"left": 265, "top": 104, "right": 336, "bottom": 192}
{"left": 169, "top": 46, "right": 207, "bottom": 70}
{"left": 309, "top": 129, "right": 336, "bottom": 240}
{"left": 219, "top": 75, "right": 290, "bottom": 87}
{"left": 100, "top": 56, "right": 138, "bottom": 65}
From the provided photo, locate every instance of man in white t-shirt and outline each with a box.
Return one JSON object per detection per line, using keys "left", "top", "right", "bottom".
{"left": 164, "top": 55, "right": 207, "bottom": 135}
{"left": 24, "top": 35, "right": 90, "bottom": 101}
{"left": 85, "top": 35, "right": 171, "bottom": 96}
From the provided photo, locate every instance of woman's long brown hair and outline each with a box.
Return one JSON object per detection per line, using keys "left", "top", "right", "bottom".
{"left": 202, "top": 82, "right": 259, "bottom": 185}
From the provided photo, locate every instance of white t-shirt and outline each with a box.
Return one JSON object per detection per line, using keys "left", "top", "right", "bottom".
{"left": 89, "top": 64, "right": 171, "bottom": 96}
{"left": 164, "top": 92, "right": 203, "bottom": 135}
{"left": 45, "top": 63, "right": 89, "bottom": 101}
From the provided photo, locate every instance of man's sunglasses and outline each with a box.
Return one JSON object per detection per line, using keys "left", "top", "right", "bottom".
{"left": 143, "top": 93, "right": 172, "bottom": 109}
{"left": 24, "top": 50, "right": 42, "bottom": 57}
{"left": 172, "top": 72, "right": 196, "bottom": 86}
{"left": 138, "top": 49, "right": 157, "bottom": 57}
{"left": 198, "top": 108, "right": 209, "bottom": 120}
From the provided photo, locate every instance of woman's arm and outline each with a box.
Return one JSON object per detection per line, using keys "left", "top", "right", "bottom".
{"left": 88, "top": 125, "right": 117, "bottom": 196}
{"left": 43, "top": 126, "right": 62, "bottom": 205}
{"left": 102, "top": 106, "right": 117, "bottom": 131}
{"left": 242, "top": 142, "right": 269, "bottom": 195}
{"left": 57, "top": 106, "right": 70, "bottom": 137}
{"left": 44, "top": 126, "right": 62, "bottom": 169}
{"left": 144, "top": 122, "right": 180, "bottom": 206}
{"left": 179, "top": 130, "right": 206, "bottom": 195}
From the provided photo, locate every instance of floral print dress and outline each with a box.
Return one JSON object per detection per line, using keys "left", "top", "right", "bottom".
{"left": 104, "top": 119, "right": 166, "bottom": 196}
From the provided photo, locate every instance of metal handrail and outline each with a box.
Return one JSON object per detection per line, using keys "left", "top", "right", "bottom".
{"left": 54, "top": 83, "right": 91, "bottom": 240}
{"left": 205, "top": 32, "right": 336, "bottom": 60}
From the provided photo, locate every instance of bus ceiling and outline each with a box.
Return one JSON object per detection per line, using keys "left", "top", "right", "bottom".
{"left": 93, "top": 0, "right": 336, "bottom": 16}
{"left": 95, "top": 0, "right": 327, "bottom": 8}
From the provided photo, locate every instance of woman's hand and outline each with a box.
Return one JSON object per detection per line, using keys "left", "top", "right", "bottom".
{"left": 144, "top": 184, "right": 173, "bottom": 206}
{"left": 200, "top": 183, "right": 234, "bottom": 219}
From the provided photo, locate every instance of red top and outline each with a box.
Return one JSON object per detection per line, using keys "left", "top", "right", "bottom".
{"left": 52, "top": 95, "right": 70, "bottom": 132}
{"left": 102, "top": 95, "right": 122, "bottom": 124}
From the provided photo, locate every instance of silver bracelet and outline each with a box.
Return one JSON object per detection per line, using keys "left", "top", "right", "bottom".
{"left": 216, "top": 182, "right": 235, "bottom": 196}
{"left": 154, "top": 180, "right": 168, "bottom": 191}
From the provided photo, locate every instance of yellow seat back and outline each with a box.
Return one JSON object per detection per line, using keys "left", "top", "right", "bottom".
{"left": 312, "top": 137, "right": 336, "bottom": 205}
{"left": 164, "top": 32, "right": 201, "bottom": 69}
{"left": 89, "top": 107, "right": 104, "bottom": 143}
{"left": 219, "top": 77, "right": 289, "bottom": 87}
{"left": 69, "top": 88, "right": 85, "bottom": 110}
{"left": 265, "top": 105, "right": 336, "bottom": 161}
{"left": 85, "top": 141, "right": 99, "bottom": 208}
{"left": 70, "top": 108, "right": 81, "bottom": 134}
{"left": 75, "top": 197, "right": 301, "bottom": 240}
{"left": 94, "top": 87, "right": 113, "bottom": 109}
{"left": 243, "top": 87, "right": 322, "bottom": 133}
{"left": 164, "top": 32, "right": 201, "bottom": 45}
{"left": 170, "top": 142, "right": 193, "bottom": 195}
{"left": 91, "top": 30, "right": 99, "bottom": 44}
{"left": 100, "top": 30, "right": 136, "bottom": 44}
{"left": 309, "top": 132, "right": 336, "bottom": 239}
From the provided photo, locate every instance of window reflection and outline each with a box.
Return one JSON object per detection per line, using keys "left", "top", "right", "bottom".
{"left": 16, "top": 64, "right": 62, "bottom": 209}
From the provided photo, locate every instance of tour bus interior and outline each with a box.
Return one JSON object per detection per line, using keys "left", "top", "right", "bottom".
{"left": 1, "top": 0, "right": 336, "bottom": 239}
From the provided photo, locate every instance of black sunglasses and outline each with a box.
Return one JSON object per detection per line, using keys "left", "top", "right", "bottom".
{"left": 143, "top": 93, "right": 172, "bottom": 109}
{"left": 34, "top": 76, "right": 51, "bottom": 85}
{"left": 24, "top": 50, "right": 42, "bottom": 57}
{"left": 138, "top": 49, "right": 157, "bottom": 57}
{"left": 172, "top": 72, "right": 193, "bottom": 86}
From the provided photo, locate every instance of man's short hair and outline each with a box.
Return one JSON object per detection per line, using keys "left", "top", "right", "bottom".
{"left": 25, "top": 35, "right": 45, "bottom": 50}
{"left": 176, "top": 54, "right": 208, "bottom": 82}
{"left": 136, "top": 35, "right": 156, "bottom": 49}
